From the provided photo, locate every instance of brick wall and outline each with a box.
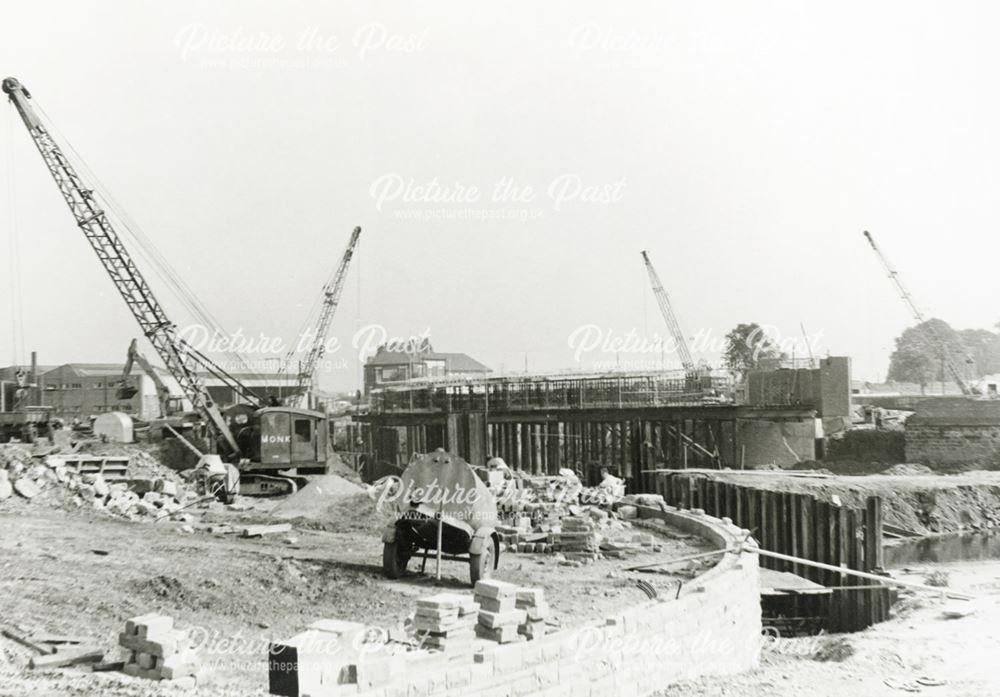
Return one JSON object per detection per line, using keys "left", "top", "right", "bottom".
{"left": 318, "top": 509, "right": 761, "bottom": 697}
{"left": 905, "top": 424, "right": 1000, "bottom": 470}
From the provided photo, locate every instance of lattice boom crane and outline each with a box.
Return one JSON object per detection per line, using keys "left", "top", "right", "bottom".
{"left": 289, "top": 226, "right": 361, "bottom": 406}
{"left": 3, "top": 76, "right": 242, "bottom": 453}
{"left": 862, "top": 230, "right": 971, "bottom": 395}
{"left": 641, "top": 250, "right": 695, "bottom": 372}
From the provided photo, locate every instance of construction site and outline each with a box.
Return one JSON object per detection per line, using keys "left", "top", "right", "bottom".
{"left": 5, "top": 5, "right": 1000, "bottom": 697}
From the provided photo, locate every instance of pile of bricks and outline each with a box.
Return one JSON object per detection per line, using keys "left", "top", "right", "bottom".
{"left": 515, "top": 588, "right": 548, "bottom": 640}
{"left": 413, "top": 593, "right": 479, "bottom": 651}
{"left": 119, "top": 614, "right": 200, "bottom": 686}
{"left": 473, "top": 580, "right": 525, "bottom": 644}
{"left": 557, "top": 515, "right": 602, "bottom": 562}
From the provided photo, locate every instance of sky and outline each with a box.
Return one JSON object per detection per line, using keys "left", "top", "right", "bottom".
{"left": 2, "top": 1, "right": 999, "bottom": 392}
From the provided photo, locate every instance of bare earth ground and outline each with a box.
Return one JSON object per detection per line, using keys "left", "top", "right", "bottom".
{"left": 657, "top": 559, "right": 1000, "bottom": 697}
{"left": 0, "top": 499, "right": 702, "bottom": 697}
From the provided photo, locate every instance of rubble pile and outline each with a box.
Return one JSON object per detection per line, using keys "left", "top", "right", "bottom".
{"left": 495, "top": 471, "right": 667, "bottom": 564}
{"left": 0, "top": 443, "right": 197, "bottom": 523}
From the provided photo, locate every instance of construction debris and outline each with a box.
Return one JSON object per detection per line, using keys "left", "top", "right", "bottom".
{"left": 29, "top": 646, "right": 105, "bottom": 669}
{"left": 0, "top": 442, "right": 205, "bottom": 525}
{"left": 495, "top": 472, "right": 665, "bottom": 563}
{"left": 240, "top": 523, "right": 293, "bottom": 538}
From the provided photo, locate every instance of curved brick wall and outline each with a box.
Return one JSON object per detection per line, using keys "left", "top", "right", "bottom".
{"left": 291, "top": 507, "right": 761, "bottom": 697}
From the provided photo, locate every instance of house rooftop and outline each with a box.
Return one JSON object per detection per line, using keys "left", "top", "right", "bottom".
{"left": 366, "top": 350, "right": 490, "bottom": 373}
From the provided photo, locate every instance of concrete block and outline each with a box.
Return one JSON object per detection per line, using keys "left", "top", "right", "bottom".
{"left": 511, "top": 672, "right": 539, "bottom": 696}
{"left": 473, "top": 580, "right": 518, "bottom": 600}
{"left": 520, "top": 642, "right": 542, "bottom": 667}
{"left": 477, "top": 596, "right": 516, "bottom": 613}
{"left": 492, "top": 643, "right": 524, "bottom": 673}
{"left": 445, "top": 666, "right": 471, "bottom": 689}
{"left": 535, "top": 660, "right": 559, "bottom": 689}
{"left": 514, "top": 588, "right": 544, "bottom": 606}
{"left": 478, "top": 609, "right": 526, "bottom": 629}
{"left": 137, "top": 652, "right": 155, "bottom": 670}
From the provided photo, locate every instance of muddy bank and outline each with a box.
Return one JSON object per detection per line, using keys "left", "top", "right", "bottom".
{"left": 679, "top": 470, "right": 1000, "bottom": 534}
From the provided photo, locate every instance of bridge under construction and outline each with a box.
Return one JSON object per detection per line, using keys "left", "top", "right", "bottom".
{"left": 360, "top": 358, "right": 851, "bottom": 488}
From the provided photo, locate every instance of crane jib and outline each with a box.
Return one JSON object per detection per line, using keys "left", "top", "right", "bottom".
{"left": 3, "top": 76, "right": 243, "bottom": 455}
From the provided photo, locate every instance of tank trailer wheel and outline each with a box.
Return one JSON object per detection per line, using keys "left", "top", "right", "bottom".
{"left": 382, "top": 538, "right": 411, "bottom": 579}
{"left": 469, "top": 536, "right": 496, "bottom": 586}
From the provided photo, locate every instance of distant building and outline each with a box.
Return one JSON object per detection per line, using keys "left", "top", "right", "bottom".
{"left": 34, "top": 363, "right": 151, "bottom": 420}
{"left": 363, "top": 346, "right": 491, "bottom": 394}
{"left": 2, "top": 362, "right": 303, "bottom": 421}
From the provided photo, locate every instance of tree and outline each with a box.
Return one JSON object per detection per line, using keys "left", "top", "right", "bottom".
{"left": 724, "top": 323, "right": 785, "bottom": 380}
{"left": 959, "top": 328, "right": 1000, "bottom": 377}
{"left": 886, "top": 318, "right": 969, "bottom": 392}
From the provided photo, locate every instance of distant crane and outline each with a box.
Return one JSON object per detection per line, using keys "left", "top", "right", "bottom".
{"left": 862, "top": 230, "right": 971, "bottom": 395}
{"left": 641, "top": 250, "right": 695, "bottom": 372}
{"left": 283, "top": 226, "right": 361, "bottom": 408}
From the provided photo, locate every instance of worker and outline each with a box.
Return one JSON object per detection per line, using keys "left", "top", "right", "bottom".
{"left": 596, "top": 466, "right": 625, "bottom": 503}
{"left": 485, "top": 454, "right": 511, "bottom": 491}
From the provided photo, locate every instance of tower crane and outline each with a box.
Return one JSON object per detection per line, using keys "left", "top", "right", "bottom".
{"left": 4, "top": 77, "right": 332, "bottom": 496}
{"left": 862, "top": 230, "right": 972, "bottom": 395}
{"left": 283, "top": 226, "right": 361, "bottom": 408}
{"left": 641, "top": 250, "right": 696, "bottom": 372}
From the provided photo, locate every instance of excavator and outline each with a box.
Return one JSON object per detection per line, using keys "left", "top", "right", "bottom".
{"left": 116, "top": 337, "right": 198, "bottom": 436}
{"left": 2, "top": 76, "right": 344, "bottom": 499}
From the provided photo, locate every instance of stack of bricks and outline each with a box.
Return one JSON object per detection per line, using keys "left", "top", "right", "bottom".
{"left": 413, "top": 593, "right": 479, "bottom": 651}
{"left": 119, "top": 614, "right": 199, "bottom": 685}
{"left": 514, "top": 588, "right": 549, "bottom": 640}
{"left": 558, "top": 515, "right": 602, "bottom": 561}
{"left": 473, "top": 580, "right": 525, "bottom": 644}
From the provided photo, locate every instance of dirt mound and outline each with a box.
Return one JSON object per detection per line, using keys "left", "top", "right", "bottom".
{"left": 270, "top": 474, "right": 365, "bottom": 520}
{"left": 281, "top": 492, "right": 388, "bottom": 534}
{"left": 126, "top": 574, "right": 211, "bottom": 610}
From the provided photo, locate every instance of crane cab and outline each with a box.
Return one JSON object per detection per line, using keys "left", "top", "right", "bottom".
{"left": 227, "top": 406, "right": 329, "bottom": 475}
